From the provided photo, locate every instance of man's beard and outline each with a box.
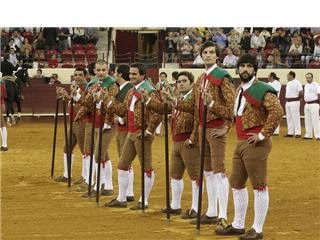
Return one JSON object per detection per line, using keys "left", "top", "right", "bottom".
{"left": 239, "top": 71, "right": 255, "bottom": 83}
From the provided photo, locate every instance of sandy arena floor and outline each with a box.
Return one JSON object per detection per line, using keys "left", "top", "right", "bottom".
{"left": 1, "top": 118, "right": 319, "bottom": 240}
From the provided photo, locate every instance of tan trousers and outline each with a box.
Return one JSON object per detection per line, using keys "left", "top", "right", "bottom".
{"left": 116, "top": 130, "right": 128, "bottom": 158}
{"left": 63, "top": 121, "right": 86, "bottom": 154}
{"left": 230, "top": 138, "right": 272, "bottom": 189}
{"left": 199, "top": 126, "right": 227, "bottom": 173}
{"left": 94, "top": 128, "right": 115, "bottom": 162}
{"left": 170, "top": 141, "right": 200, "bottom": 180}
{"left": 118, "top": 132, "right": 154, "bottom": 171}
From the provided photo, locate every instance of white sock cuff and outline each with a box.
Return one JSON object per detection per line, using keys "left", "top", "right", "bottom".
{"left": 204, "top": 171, "right": 214, "bottom": 178}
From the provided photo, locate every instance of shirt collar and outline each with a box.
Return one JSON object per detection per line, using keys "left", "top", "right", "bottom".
{"left": 119, "top": 81, "right": 129, "bottom": 91}
{"left": 135, "top": 80, "right": 145, "bottom": 89}
{"left": 182, "top": 89, "right": 193, "bottom": 100}
{"left": 205, "top": 64, "right": 217, "bottom": 75}
{"left": 241, "top": 76, "right": 255, "bottom": 91}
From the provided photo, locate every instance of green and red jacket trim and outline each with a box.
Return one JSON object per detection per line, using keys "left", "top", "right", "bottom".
{"left": 243, "top": 80, "right": 277, "bottom": 107}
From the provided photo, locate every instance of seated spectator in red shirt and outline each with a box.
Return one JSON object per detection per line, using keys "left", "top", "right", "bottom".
{"left": 48, "top": 54, "right": 58, "bottom": 68}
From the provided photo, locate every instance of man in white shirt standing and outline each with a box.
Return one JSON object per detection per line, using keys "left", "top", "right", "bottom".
{"left": 284, "top": 71, "right": 303, "bottom": 138}
{"left": 303, "top": 73, "right": 320, "bottom": 140}
{"left": 268, "top": 72, "right": 282, "bottom": 135}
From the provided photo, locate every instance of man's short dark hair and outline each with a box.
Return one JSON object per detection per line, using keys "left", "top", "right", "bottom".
{"left": 130, "top": 63, "right": 146, "bottom": 76}
{"left": 160, "top": 72, "right": 167, "bottom": 78}
{"left": 117, "top": 64, "right": 130, "bottom": 81}
{"left": 172, "top": 71, "right": 179, "bottom": 80}
{"left": 237, "top": 54, "right": 258, "bottom": 73}
{"left": 74, "top": 67, "right": 87, "bottom": 76}
{"left": 109, "top": 63, "right": 116, "bottom": 72}
{"left": 37, "top": 68, "right": 42, "bottom": 73}
{"left": 306, "top": 72, "right": 313, "bottom": 78}
{"left": 199, "top": 41, "right": 221, "bottom": 58}
{"left": 177, "top": 71, "right": 194, "bottom": 84}
{"left": 87, "top": 62, "right": 95, "bottom": 76}
{"left": 288, "top": 71, "right": 296, "bottom": 78}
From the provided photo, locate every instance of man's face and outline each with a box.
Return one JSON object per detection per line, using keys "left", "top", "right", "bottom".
{"left": 74, "top": 70, "right": 85, "bottom": 84}
{"left": 201, "top": 46, "right": 217, "bottom": 66}
{"left": 238, "top": 63, "right": 255, "bottom": 83}
{"left": 287, "top": 73, "right": 293, "bottom": 81}
{"left": 129, "top": 67, "right": 144, "bottom": 85}
{"left": 159, "top": 73, "right": 167, "bottom": 82}
{"left": 94, "top": 63, "right": 108, "bottom": 80}
{"left": 177, "top": 75, "right": 192, "bottom": 94}
{"left": 306, "top": 74, "right": 313, "bottom": 84}
{"left": 37, "top": 70, "right": 41, "bottom": 76}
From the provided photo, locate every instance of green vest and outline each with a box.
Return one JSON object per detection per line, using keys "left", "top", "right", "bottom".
{"left": 116, "top": 82, "right": 134, "bottom": 102}
{"left": 136, "top": 80, "right": 156, "bottom": 94}
{"left": 207, "top": 67, "right": 231, "bottom": 86}
{"left": 86, "top": 76, "right": 116, "bottom": 90}
{"left": 243, "top": 80, "right": 277, "bottom": 107}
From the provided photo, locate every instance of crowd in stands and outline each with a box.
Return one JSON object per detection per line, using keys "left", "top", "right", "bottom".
{"left": 164, "top": 27, "right": 320, "bottom": 68}
{"left": 1, "top": 27, "right": 99, "bottom": 69}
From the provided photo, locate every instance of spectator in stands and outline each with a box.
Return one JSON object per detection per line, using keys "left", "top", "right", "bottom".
{"left": 178, "top": 36, "right": 193, "bottom": 59}
{"left": 20, "top": 48, "right": 33, "bottom": 69}
{"left": 73, "top": 27, "right": 86, "bottom": 44}
{"left": 193, "top": 37, "right": 203, "bottom": 57}
{"left": 1, "top": 30, "right": 9, "bottom": 51}
{"left": 20, "top": 38, "right": 32, "bottom": 55}
{"left": 272, "top": 48, "right": 289, "bottom": 68}
{"left": 212, "top": 28, "right": 227, "bottom": 49}
{"left": 287, "top": 35, "right": 303, "bottom": 67}
{"left": 312, "top": 37, "right": 320, "bottom": 61}
{"left": 48, "top": 76, "right": 61, "bottom": 85}
{"left": 85, "top": 28, "right": 98, "bottom": 45}
{"left": 33, "top": 69, "right": 44, "bottom": 78}
{"left": 250, "top": 29, "right": 266, "bottom": 49}
{"left": 240, "top": 29, "right": 251, "bottom": 53}
{"left": 8, "top": 48, "right": 19, "bottom": 68}
{"left": 265, "top": 54, "right": 275, "bottom": 69}
{"left": 165, "top": 32, "right": 178, "bottom": 62}
{"left": 42, "top": 27, "right": 58, "bottom": 50}
{"left": 228, "top": 29, "right": 241, "bottom": 50}
{"left": 48, "top": 54, "right": 59, "bottom": 68}
{"left": 33, "top": 32, "right": 46, "bottom": 60}
{"left": 204, "top": 30, "right": 213, "bottom": 42}
{"left": 12, "top": 30, "right": 24, "bottom": 49}
{"left": 222, "top": 48, "right": 238, "bottom": 68}
{"left": 270, "top": 28, "right": 290, "bottom": 55}
{"left": 256, "top": 48, "right": 265, "bottom": 68}
{"left": 57, "top": 28, "right": 71, "bottom": 52}
{"left": 5, "top": 38, "right": 19, "bottom": 53}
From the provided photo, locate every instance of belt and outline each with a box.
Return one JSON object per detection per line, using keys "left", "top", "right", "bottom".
{"left": 306, "top": 100, "right": 319, "bottom": 104}
{"left": 286, "top": 97, "right": 300, "bottom": 102}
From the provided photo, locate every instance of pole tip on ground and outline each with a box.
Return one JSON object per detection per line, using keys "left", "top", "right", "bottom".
{"left": 166, "top": 219, "right": 170, "bottom": 225}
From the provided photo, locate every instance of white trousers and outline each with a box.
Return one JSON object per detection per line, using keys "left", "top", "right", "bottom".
{"left": 304, "top": 103, "right": 320, "bottom": 138}
{"left": 285, "top": 101, "right": 301, "bottom": 135}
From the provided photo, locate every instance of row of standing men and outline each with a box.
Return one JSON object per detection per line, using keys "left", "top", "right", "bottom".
{"left": 54, "top": 41, "right": 284, "bottom": 240}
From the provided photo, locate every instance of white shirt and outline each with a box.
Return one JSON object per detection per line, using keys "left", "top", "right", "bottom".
{"left": 117, "top": 81, "right": 130, "bottom": 124}
{"left": 129, "top": 80, "right": 145, "bottom": 111}
{"left": 304, "top": 81, "right": 320, "bottom": 102}
{"left": 268, "top": 80, "right": 281, "bottom": 98}
{"left": 285, "top": 79, "right": 303, "bottom": 98}
{"left": 223, "top": 54, "right": 238, "bottom": 67}
{"left": 234, "top": 76, "right": 265, "bottom": 140}
{"left": 234, "top": 77, "right": 255, "bottom": 116}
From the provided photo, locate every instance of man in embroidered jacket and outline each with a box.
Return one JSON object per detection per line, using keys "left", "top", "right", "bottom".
{"left": 113, "top": 64, "right": 135, "bottom": 202}
{"left": 75, "top": 60, "right": 118, "bottom": 197}
{"left": 144, "top": 71, "right": 200, "bottom": 218}
{"left": 215, "top": 54, "right": 283, "bottom": 240}
{"left": 166, "top": 41, "right": 236, "bottom": 225}
{"left": 54, "top": 68, "right": 88, "bottom": 185}
{"left": 105, "top": 63, "right": 162, "bottom": 210}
